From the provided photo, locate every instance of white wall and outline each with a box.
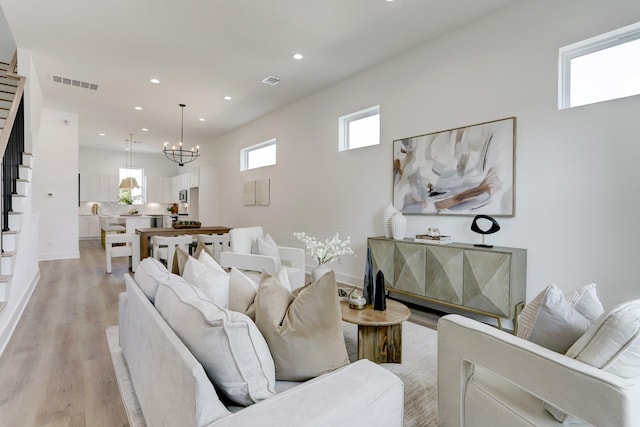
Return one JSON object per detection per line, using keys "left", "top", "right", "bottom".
{"left": 79, "top": 146, "right": 184, "bottom": 178}
{"left": 205, "top": 0, "right": 640, "bottom": 308}
{"left": 32, "top": 108, "right": 80, "bottom": 260}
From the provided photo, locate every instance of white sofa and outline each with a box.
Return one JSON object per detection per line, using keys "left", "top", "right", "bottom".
{"left": 118, "top": 270, "right": 404, "bottom": 427}
{"left": 437, "top": 314, "right": 640, "bottom": 427}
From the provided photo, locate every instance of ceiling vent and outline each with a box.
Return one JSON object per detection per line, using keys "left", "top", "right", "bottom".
{"left": 262, "top": 76, "right": 280, "bottom": 86}
{"left": 51, "top": 75, "right": 99, "bottom": 91}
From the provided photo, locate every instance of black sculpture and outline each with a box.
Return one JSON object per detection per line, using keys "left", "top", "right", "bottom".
{"left": 374, "top": 270, "right": 386, "bottom": 311}
{"left": 470, "top": 214, "right": 500, "bottom": 248}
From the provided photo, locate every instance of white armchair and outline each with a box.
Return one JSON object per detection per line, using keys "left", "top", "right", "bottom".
{"left": 437, "top": 314, "right": 640, "bottom": 427}
{"left": 219, "top": 226, "right": 305, "bottom": 290}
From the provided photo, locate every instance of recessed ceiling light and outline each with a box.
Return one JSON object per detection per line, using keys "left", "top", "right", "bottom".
{"left": 141, "top": 128, "right": 149, "bottom": 132}
{"left": 199, "top": 118, "right": 206, "bottom": 122}
{"left": 293, "top": 53, "right": 303, "bottom": 60}
{"left": 150, "top": 78, "right": 160, "bottom": 84}
{"left": 134, "top": 106, "right": 143, "bottom": 111}
{"left": 224, "top": 96, "right": 232, "bottom": 100}
{"left": 99, "top": 133, "right": 105, "bottom": 136}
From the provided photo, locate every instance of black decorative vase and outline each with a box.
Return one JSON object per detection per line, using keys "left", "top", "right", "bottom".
{"left": 374, "top": 270, "right": 386, "bottom": 311}
{"left": 363, "top": 247, "right": 374, "bottom": 304}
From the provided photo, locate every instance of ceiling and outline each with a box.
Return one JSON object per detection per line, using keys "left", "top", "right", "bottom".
{"left": 0, "top": 0, "right": 521, "bottom": 154}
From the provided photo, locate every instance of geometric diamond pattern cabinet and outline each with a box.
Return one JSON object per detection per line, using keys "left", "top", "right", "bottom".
{"left": 367, "top": 237, "right": 526, "bottom": 325}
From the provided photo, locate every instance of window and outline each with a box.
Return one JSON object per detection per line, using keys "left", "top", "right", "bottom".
{"left": 559, "top": 22, "right": 640, "bottom": 109}
{"left": 119, "top": 167, "right": 144, "bottom": 204}
{"left": 241, "top": 138, "right": 276, "bottom": 171}
{"left": 339, "top": 105, "right": 380, "bottom": 151}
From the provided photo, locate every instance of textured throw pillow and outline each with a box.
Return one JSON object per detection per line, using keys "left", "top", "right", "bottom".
{"left": 566, "top": 299, "right": 640, "bottom": 378}
{"left": 255, "top": 270, "right": 350, "bottom": 381}
{"left": 182, "top": 256, "right": 230, "bottom": 308}
{"left": 228, "top": 267, "right": 259, "bottom": 319}
{"left": 134, "top": 257, "right": 171, "bottom": 303}
{"left": 517, "top": 284, "right": 591, "bottom": 353}
{"left": 193, "top": 241, "right": 214, "bottom": 259}
{"left": 155, "top": 276, "right": 276, "bottom": 406}
{"left": 546, "top": 299, "right": 640, "bottom": 423}
{"left": 566, "top": 283, "right": 605, "bottom": 323}
{"left": 173, "top": 247, "right": 191, "bottom": 275}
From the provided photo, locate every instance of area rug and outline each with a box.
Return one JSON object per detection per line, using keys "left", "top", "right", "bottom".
{"left": 107, "top": 321, "right": 439, "bottom": 427}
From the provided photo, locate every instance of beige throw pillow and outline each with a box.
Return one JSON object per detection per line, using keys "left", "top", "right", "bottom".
{"left": 255, "top": 271, "right": 349, "bottom": 381}
{"left": 228, "top": 268, "right": 259, "bottom": 320}
{"left": 155, "top": 276, "right": 276, "bottom": 406}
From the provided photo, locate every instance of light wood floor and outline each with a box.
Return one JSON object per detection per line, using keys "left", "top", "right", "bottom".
{"left": 0, "top": 240, "right": 129, "bottom": 427}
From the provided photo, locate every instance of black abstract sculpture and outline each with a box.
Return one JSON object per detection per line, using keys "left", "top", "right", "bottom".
{"left": 471, "top": 214, "right": 501, "bottom": 248}
{"left": 363, "top": 246, "right": 374, "bottom": 304}
{"left": 374, "top": 270, "right": 386, "bottom": 311}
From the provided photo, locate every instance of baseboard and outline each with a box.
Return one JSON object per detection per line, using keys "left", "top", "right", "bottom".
{"left": 39, "top": 250, "right": 80, "bottom": 261}
{"left": 0, "top": 268, "right": 40, "bottom": 357}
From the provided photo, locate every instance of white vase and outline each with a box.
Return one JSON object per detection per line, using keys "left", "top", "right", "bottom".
{"left": 391, "top": 212, "right": 407, "bottom": 240}
{"left": 382, "top": 203, "right": 399, "bottom": 238}
{"left": 311, "top": 264, "right": 333, "bottom": 282}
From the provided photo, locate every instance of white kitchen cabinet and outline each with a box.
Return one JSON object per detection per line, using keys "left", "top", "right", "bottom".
{"left": 189, "top": 168, "right": 199, "bottom": 188}
{"left": 146, "top": 176, "right": 173, "bottom": 204}
{"left": 170, "top": 173, "right": 189, "bottom": 201}
{"left": 80, "top": 173, "right": 119, "bottom": 202}
{"left": 79, "top": 215, "right": 100, "bottom": 239}
{"left": 162, "top": 177, "right": 172, "bottom": 203}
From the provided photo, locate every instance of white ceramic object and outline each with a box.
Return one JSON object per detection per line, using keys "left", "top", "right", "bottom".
{"left": 311, "top": 264, "right": 333, "bottom": 282}
{"left": 391, "top": 212, "right": 407, "bottom": 240}
{"left": 382, "top": 203, "right": 399, "bottom": 238}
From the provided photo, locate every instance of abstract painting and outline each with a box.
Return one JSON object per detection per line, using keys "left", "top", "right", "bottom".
{"left": 256, "top": 179, "right": 270, "bottom": 206}
{"left": 243, "top": 181, "right": 255, "bottom": 206}
{"left": 393, "top": 117, "right": 515, "bottom": 216}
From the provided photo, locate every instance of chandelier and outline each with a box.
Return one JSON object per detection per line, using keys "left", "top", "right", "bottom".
{"left": 163, "top": 103, "right": 200, "bottom": 166}
{"left": 119, "top": 133, "right": 139, "bottom": 189}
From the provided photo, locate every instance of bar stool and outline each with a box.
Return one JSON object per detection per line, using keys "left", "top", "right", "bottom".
{"left": 151, "top": 235, "right": 192, "bottom": 268}
{"left": 105, "top": 233, "right": 140, "bottom": 273}
{"left": 99, "top": 215, "right": 125, "bottom": 248}
{"left": 196, "top": 233, "right": 230, "bottom": 262}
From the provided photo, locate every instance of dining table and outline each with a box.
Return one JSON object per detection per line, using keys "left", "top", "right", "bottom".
{"left": 135, "top": 226, "right": 232, "bottom": 260}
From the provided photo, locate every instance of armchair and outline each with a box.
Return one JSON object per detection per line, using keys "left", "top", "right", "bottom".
{"left": 219, "top": 226, "right": 305, "bottom": 290}
{"left": 437, "top": 314, "right": 640, "bottom": 427}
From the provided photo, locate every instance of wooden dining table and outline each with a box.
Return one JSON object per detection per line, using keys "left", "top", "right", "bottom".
{"left": 135, "top": 226, "right": 232, "bottom": 260}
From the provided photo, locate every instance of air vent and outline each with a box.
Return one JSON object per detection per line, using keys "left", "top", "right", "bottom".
{"left": 262, "top": 76, "right": 281, "bottom": 86}
{"left": 51, "top": 75, "right": 99, "bottom": 91}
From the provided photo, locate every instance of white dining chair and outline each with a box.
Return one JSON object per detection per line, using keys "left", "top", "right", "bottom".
{"left": 151, "top": 235, "right": 192, "bottom": 268}
{"left": 105, "top": 233, "right": 140, "bottom": 273}
{"left": 196, "top": 233, "right": 230, "bottom": 262}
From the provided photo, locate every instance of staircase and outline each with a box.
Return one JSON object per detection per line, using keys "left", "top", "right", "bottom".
{"left": 0, "top": 53, "right": 28, "bottom": 312}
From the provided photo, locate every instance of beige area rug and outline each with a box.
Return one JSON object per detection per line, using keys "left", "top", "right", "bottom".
{"left": 107, "top": 321, "right": 439, "bottom": 427}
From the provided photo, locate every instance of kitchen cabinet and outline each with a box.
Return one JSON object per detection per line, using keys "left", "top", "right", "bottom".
{"left": 367, "top": 237, "right": 526, "bottom": 327}
{"left": 189, "top": 167, "right": 199, "bottom": 188}
{"left": 79, "top": 173, "right": 119, "bottom": 202}
{"left": 79, "top": 215, "right": 100, "bottom": 239}
{"left": 171, "top": 173, "right": 189, "bottom": 201}
{"left": 146, "top": 176, "right": 173, "bottom": 203}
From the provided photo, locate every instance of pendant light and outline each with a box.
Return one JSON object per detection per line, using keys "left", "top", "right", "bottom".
{"left": 163, "top": 103, "right": 200, "bottom": 166}
{"left": 119, "top": 133, "right": 140, "bottom": 189}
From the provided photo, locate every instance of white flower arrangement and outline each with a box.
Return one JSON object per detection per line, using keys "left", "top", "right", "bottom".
{"left": 293, "top": 232, "right": 355, "bottom": 265}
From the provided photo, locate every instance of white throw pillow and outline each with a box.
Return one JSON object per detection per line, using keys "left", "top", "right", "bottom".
{"left": 254, "top": 233, "right": 282, "bottom": 270}
{"left": 134, "top": 257, "right": 170, "bottom": 303}
{"left": 198, "top": 249, "right": 226, "bottom": 274}
{"left": 182, "top": 256, "right": 230, "bottom": 308}
{"left": 517, "top": 284, "right": 591, "bottom": 353}
{"left": 228, "top": 268, "right": 259, "bottom": 319}
{"left": 155, "top": 276, "right": 276, "bottom": 406}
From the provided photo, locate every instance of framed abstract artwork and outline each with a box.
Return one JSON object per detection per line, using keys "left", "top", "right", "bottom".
{"left": 255, "top": 178, "right": 270, "bottom": 206}
{"left": 393, "top": 117, "right": 515, "bottom": 216}
{"left": 243, "top": 181, "right": 255, "bottom": 206}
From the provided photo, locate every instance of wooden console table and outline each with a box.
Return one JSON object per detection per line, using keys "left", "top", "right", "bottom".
{"left": 340, "top": 300, "right": 410, "bottom": 363}
{"left": 367, "top": 237, "right": 526, "bottom": 329}
{"left": 136, "top": 226, "right": 232, "bottom": 260}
